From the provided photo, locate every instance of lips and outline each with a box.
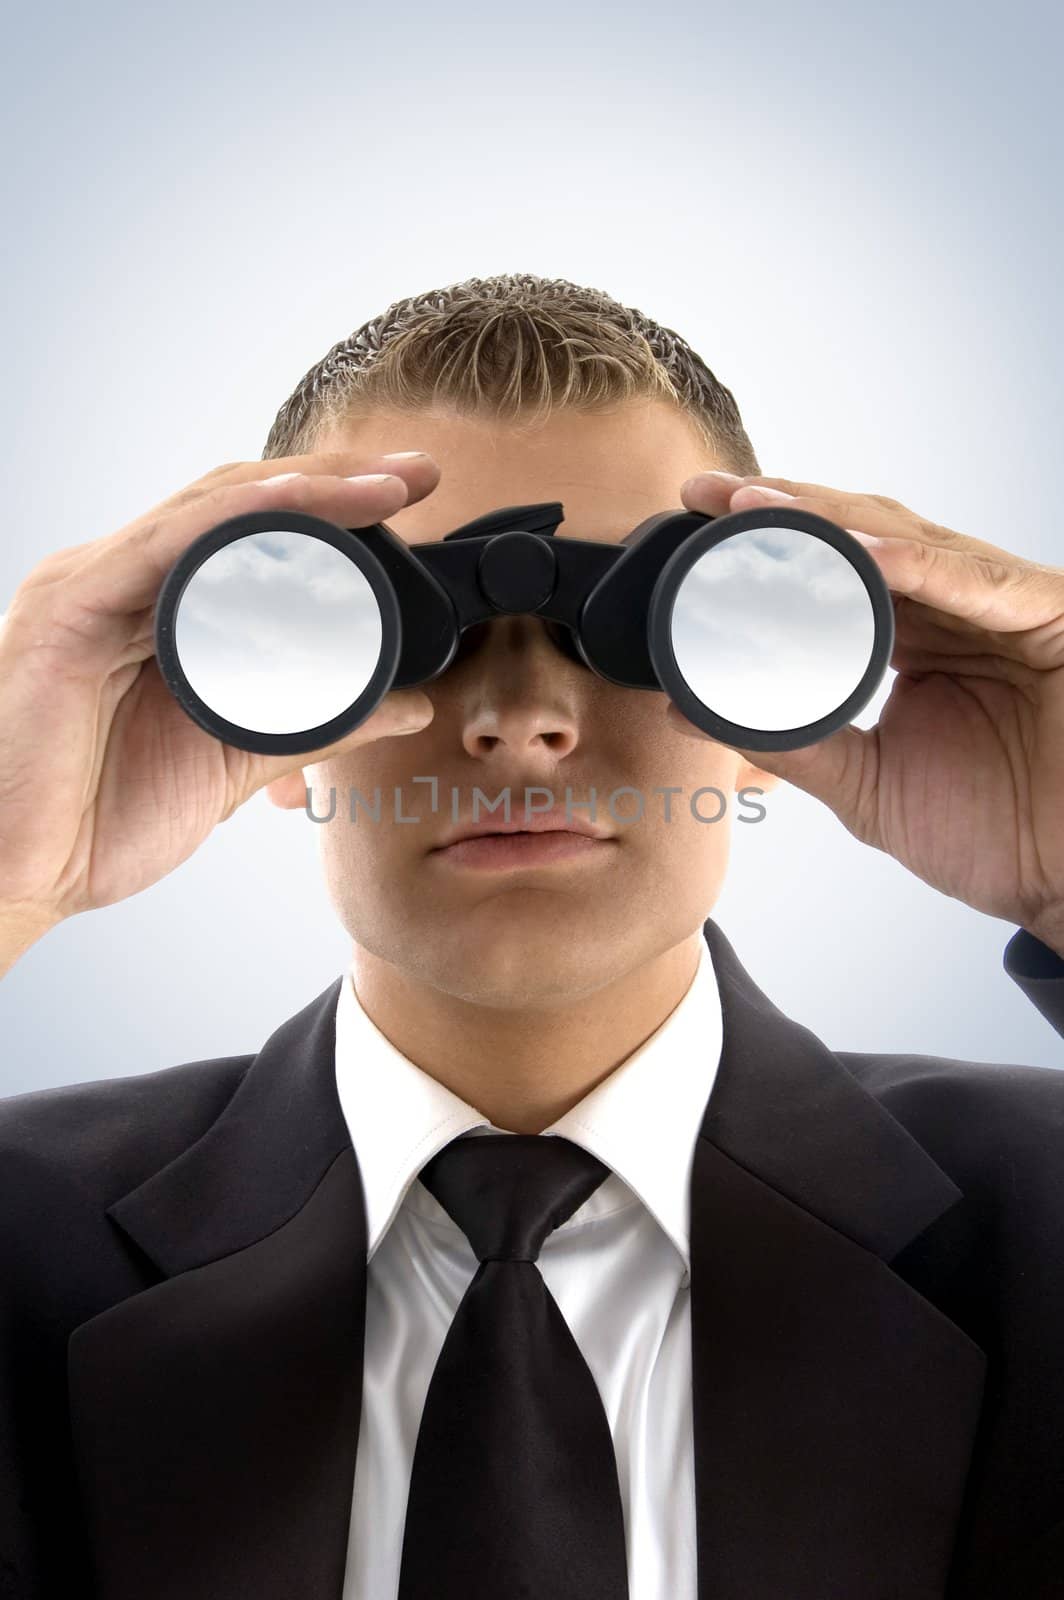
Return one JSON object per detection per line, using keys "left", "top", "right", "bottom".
{"left": 431, "top": 805, "right": 612, "bottom": 851}
{"left": 429, "top": 830, "right": 616, "bottom": 871}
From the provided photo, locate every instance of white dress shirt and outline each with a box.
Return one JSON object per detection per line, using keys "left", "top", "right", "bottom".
{"left": 334, "top": 939, "right": 724, "bottom": 1600}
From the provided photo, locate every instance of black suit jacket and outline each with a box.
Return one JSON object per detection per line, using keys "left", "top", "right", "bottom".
{"left": 1, "top": 915, "right": 1063, "bottom": 1600}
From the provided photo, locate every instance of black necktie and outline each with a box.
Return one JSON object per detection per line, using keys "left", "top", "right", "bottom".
{"left": 396, "top": 1132, "right": 630, "bottom": 1600}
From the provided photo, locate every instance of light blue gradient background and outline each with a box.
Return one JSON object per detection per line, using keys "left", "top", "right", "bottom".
{"left": 1, "top": 0, "right": 1061, "bottom": 1094}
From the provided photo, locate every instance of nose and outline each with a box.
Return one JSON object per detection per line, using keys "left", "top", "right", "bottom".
{"left": 451, "top": 614, "right": 582, "bottom": 763}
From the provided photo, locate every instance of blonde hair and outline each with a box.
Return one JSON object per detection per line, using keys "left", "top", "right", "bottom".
{"left": 262, "top": 272, "right": 760, "bottom": 474}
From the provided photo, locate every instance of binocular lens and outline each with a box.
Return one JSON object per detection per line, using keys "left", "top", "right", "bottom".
{"left": 173, "top": 529, "right": 385, "bottom": 736}
{"left": 667, "top": 525, "right": 876, "bottom": 733}
{"left": 154, "top": 502, "right": 893, "bottom": 755}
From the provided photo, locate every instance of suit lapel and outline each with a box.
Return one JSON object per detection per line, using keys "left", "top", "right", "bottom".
{"left": 67, "top": 976, "right": 364, "bottom": 1600}
{"left": 691, "top": 919, "right": 987, "bottom": 1598}
{"left": 68, "top": 920, "right": 988, "bottom": 1600}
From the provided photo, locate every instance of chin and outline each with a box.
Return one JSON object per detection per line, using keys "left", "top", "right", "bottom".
{"left": 428, "top": 937, "right": 607, "bottom": 1004}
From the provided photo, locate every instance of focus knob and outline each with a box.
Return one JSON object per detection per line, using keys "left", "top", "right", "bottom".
{"left": 477, "top": 531, "right": 557, "bottom": 614}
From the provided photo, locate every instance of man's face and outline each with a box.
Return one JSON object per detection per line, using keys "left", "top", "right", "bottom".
{"left": 281, "top": 399, "right": 776, "bottom": 1008}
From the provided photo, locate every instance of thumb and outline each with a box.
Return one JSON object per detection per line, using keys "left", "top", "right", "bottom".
{"left": 242, "top": 689, "right": 435, "bottom": 809}
{"left": 666, "top": 701, "right": 869, "bottom": 830}
{"left": 728, "top": 723, "right": 870, "bottom": 829}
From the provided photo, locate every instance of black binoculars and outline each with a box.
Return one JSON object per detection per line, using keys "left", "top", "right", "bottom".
{"left": 153, "top": 498, "right": 894, "bottom": 757}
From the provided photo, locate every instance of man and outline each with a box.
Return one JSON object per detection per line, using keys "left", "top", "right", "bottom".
{"left": 0, "top": 272, "right": 1062, "bottom": 1600}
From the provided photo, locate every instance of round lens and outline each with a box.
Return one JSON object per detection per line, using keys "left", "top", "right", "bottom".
{"left": 668, "top": 525, "right": 877, "bottom": 732}
{"left": 173, "top": 528, "right": 384, "bottom": 735}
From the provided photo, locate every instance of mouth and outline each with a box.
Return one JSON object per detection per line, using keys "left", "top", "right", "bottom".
{"left": 428, "top": 829, "right": 618, "bottom": 871}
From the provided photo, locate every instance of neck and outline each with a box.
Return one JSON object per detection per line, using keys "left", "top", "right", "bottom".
{"left": 349, "top": 933, "right": 705, "bottom": 1134}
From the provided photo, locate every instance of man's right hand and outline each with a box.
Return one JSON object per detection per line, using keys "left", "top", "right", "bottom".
{"left": 0, "top": 452, "right": 440, "bottom": 975}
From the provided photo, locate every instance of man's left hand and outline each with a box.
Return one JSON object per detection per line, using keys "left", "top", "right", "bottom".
{"left": 676, "top": 472, "right": 1064, "bottom": 957}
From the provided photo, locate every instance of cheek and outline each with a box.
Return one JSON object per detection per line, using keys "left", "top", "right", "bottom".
{"left": 599, "top": 743, "right": 735, "bottom": 851}
{"left": 312, "top": 746, "right": 446, "bottom": 878}
{"left": 311, "top": 744, "right": 414, "bottom": 813}
{"left": 620, "top": 707, "right": 741, "bottom": 791}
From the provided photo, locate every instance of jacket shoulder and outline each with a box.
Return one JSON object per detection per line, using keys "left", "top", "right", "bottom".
{"left": 840, "top": 1045, "right": 1064, "bottom": 1112}
{"left": 838, "top": 1047, "right": 1064, "bottom": 1192}
{"left": 0, "top": 1053, "right": 252, "bottom": 1210}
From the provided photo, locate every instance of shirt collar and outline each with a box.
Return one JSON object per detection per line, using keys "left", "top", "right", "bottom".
{"left": 333, "top": 937, "right": 723, "bottom": 1273}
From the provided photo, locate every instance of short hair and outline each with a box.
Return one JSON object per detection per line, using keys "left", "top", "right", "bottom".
{"left": 262, "top": 271, "right": 760, "bottom": 475}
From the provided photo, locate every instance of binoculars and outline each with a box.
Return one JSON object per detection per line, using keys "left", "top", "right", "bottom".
{"left": 153, "top": 498, "right": 894, "bottom": 757}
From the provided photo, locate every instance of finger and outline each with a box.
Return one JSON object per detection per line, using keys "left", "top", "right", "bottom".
{"left": 196, "top": 447, "right": 440, "bottom": 500}
{"left": 686, "top": 471, "right": 914, "bottom": 509}
{"left": 681, "top": 472, "right": 916, "bottom": 529}
{"left": 246, "top": 688, "right": 436, "bottom": 801}
{"left": 681, "top": 472, "right": 1014, "bottom": 566}
{"left": 846, "top": 534, "right": 1064, "bottom": 647}
{"left": 2, "top": 471, "right": 422, "bottom": 670}
{"left": 33, "top": 450, "right": 442, "bottom": 579}
{"left": 264, "top": 770, "right": 311, "bottom": 810}
{"left": 681, "top": 476, "right": 1064, "bottom": 664}
{"left": 889, "top": 590, "right": 1043, "bottom": 666}
{"left": 681, "top": 469, "right": 851, "bottom": 512}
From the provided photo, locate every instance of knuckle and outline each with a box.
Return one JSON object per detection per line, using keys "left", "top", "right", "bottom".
{"left": 981, "top": 555, "right": 1016, "bottom": 589}
{"left": 9, "top": 545, "right": 92, "bottom": 601}
{"left": 174, "top": 479, "right": 261, "bottom": 522}
{"left": 164, "top": 482, "right": 212, "bottom": 513}
{"left": 832, "top": 498, "right": 865, "bottom": 526}
{"left": 17, "top": 548, "right": 78, "bottom": 585}
{"left": 122, "top": 516, "right": 164, "bottom": 554}
{"left": 3, "top": 587, "right": 87, "bottom": 651}
{"left": 903, "top": 538, "right": 939, "bottom": 588}
{"left": 920, "top": 518, "right": 961, "bottom": 546}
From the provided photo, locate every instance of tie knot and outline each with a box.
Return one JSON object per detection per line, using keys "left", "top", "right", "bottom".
{"left": 417, "top": 1133, "right": 610, "bottom": 1263}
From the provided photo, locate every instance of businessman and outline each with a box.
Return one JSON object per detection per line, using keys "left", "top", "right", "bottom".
{"left": 1, "top": 272, "right": 1063, "bottom": 1600}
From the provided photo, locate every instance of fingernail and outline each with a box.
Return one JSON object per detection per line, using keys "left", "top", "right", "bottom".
{"left": 381, "top": 451, "right": 430, "bottom": 460}
{"left": 250, "top": 471, "right": 301, "bottom": 486}
{"left": 847, "top": 528, "right": 884, "bottom": 548}
{"left": 388, "top": 697, "right": 434, "bottom": 731}
{"left": 344, "top": 473, "right": 404, "bottom": 485}
{"left": 734, "top": 485, "right": 795, "bottom": 503}
{"left": 684, "top": 471, "right": 744, "bottom": 495}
